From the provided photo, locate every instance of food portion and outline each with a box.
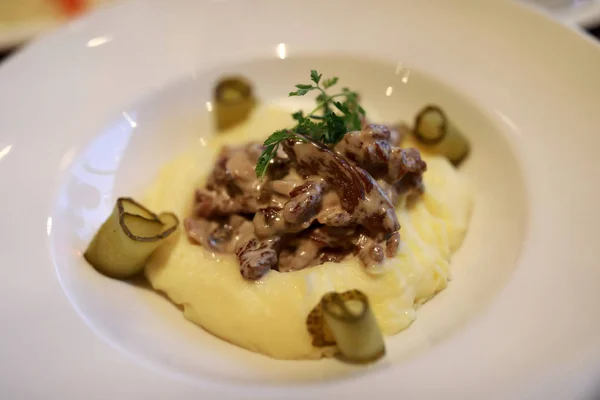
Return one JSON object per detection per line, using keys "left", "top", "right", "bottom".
{"left": 84, "top": 198, "right": 179, "bottom": 279}
{"left": 144, "top": 128, "right": 472, "bottom": 359}
{"left": 186, "top": 127, "right": 425, "bottom": 278}
{"left": 185, "top": 72, "right": 426, "bottom": 281}
{"left": 84, "top": 70, "right": 473, "bottom": 362}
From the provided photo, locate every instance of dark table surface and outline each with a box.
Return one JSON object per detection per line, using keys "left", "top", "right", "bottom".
{"left": 0, "top": 47, "right": 16, "bottom": 63}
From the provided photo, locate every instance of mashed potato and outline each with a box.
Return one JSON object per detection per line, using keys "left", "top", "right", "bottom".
{"left": 144, "top": 107, "right": 473, "bottom": 360}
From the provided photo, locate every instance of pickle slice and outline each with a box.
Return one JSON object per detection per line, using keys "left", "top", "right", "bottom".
{"left": 214, "top": 76, "right": 256, "bottom": 131}
{"left": 84, "top": 198, "right": 179, "bottom": 279}
{"left": 414, "top": 105, "right": 470, "bottom": 166}
{"left": 307, "top": 290, "right": 385, "bottom": 364}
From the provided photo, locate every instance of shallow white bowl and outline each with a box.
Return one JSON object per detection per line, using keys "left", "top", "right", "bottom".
{"left": 1, "top": 0, "right": 600, "bottom": 399}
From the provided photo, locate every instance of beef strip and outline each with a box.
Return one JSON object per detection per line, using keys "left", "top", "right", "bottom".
{"left": 388, "top": 123, "right": 410, "bottom": 147}
{"left": 334, "top": 124, "right": 427, "bottom": 198}
{"left": 278, "top": 225, "right": 357, "bottom": 272}
{"left": 278, "top": 238, "right": 322, "bottom": 272}
{"left": 353, "top": 232, "right": 385, "bottom": 269}
{"left": 252, "top": 206, "right": 309, "bottom": 238}
{"left": 282, "top": 135, "right": 399, "bottom": 236}
{"left": 194, "top": 189, "right": 258, "bottom": 217}
{"left": 283, "top": 177, "right": 328, "bottom": 224}
{"left": 187, "top": 214, "right": 280, "bottom": 280}
{"left": 185, "top": 215, "right": 248, "bottom": 253}
{"left": 237, "top": 237, "right": 280, "bottom": 279}
{"left": 385, "top": 231, "right": 401, "bottom": 257}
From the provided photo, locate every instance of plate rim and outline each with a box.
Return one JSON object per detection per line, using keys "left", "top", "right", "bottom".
{"left": 1, "top": 0, "right": 600, "bottom": 398}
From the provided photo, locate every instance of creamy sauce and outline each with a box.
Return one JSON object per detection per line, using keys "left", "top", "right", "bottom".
{"left": 144, "top": 106, "right": 474, "bottom": 359}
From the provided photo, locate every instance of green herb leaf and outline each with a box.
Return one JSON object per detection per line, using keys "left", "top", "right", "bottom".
{"left": 292, "top": 111, "right": 305, "bottom": 122}
{"left": 289, "top": 87, "right": 317, "bottom": 96}
{"left": 323, "top": 77, "right": 339, "bottom": 89}
{"left": 255, "top": 69, "right": 367, "bottom": 178}
{"left": 323, "top": 111, "right": 347, "bottom": 144}
{"left": 296, "top": 118, "right": 324, "bottom": 140}
{"left": 255, "top": 144, "right": 278, "bottom": 178}
{"left": 263, "top": 129, "right": 290, "bottom": 146}
{"left": 347, "top": 112, "right": 362, "bottom": 131}
{"left": 289, "top": 90, "right": 304, "bottom": 96}
{"left": 333, "top": 101, "right": 350, "bottom": 115}
{"left": 310, "top": 70, "right": 322, "bottom": 84}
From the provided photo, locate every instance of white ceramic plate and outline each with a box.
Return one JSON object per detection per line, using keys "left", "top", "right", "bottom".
{"left": 1, "top": 0, "right": 600, "bottom": 398}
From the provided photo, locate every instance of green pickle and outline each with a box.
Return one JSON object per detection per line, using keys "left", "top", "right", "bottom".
{"left": 414, "top": 105, "right": 470, "bottom": 166}
{"left": 84, "top": 198, "right": 178, "bottom": 279}
{"left": 307, "top": 290, "right": 386, "bottom": 364}
{"left": 214, "top": 76, "right": 256, "bottom": 131}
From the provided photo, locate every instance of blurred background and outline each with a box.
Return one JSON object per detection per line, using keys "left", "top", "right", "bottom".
{"left": 0, "top": 0, "right": 110, "bottom": 51}
{"left": 0, "top": 0, "right": 598, "bottom": 64}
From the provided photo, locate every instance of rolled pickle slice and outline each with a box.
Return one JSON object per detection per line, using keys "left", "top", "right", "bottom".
{"left": 413, "top": 105, "right": 470, "bottom": 166}
{"left": 214, "top": 76, "right": 256, "bottom": 131}
{"left": 306, "top": 290, "right": 385, "bottom": 364}
{"left": 84, "top": 198, "right": 179, "bottom": 279}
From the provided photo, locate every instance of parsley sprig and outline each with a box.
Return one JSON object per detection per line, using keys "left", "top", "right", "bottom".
{"left": 255, "top": 70, "right": 366, "bottom": 178}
